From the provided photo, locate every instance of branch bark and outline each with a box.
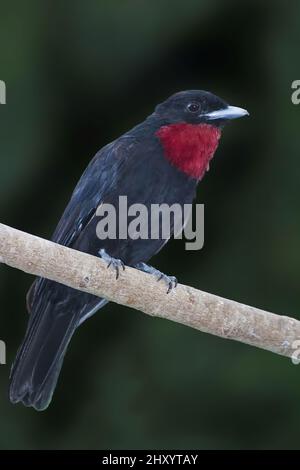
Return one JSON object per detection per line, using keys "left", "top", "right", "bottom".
{"left": 0, "top": 222, "right": 299, "bottom": 360}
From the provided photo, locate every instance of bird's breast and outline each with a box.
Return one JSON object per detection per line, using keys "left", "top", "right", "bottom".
{"left": 156, "top": 123, "right": 221, "bottom": 180}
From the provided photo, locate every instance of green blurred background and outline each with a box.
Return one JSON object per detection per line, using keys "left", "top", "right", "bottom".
{"left": 0, "top": 0, "right": 299, "bottom": 450}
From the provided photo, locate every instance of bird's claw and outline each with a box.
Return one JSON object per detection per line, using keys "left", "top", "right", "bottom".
{"left": 99, "top": 249, "right": 125, "bottom": 279}
{"left": 135, "top": 262, "right": 178, "bottom": 294}
{"left": 156, "top": 272, "right": 178, "bottom": 294}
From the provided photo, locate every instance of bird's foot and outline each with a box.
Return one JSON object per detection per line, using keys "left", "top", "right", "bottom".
{"left": 99, "top": 248, "right": 125, "bottom": 279}
{"left": 135, "top": 262, "right": 178, "bottom": 294}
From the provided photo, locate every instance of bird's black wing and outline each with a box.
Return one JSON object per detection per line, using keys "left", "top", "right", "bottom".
{"left": 27, "top": 135, "right": 137, "bottom": 312}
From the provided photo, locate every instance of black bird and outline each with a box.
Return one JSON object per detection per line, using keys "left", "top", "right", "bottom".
{"left": 9, "top": 90, "right": 248, "bottom": 410}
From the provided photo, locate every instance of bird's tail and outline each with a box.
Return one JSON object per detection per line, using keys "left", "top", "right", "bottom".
{"left": 9, "top": 294, "right": 80, "bottom": 411}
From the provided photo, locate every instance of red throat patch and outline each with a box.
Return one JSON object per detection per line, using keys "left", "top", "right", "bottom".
{"left": 156, "top": 123, "right": 221, "bottom": 180}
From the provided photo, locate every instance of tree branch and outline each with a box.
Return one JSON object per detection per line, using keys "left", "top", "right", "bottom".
{"left": 0, "top": 222, "right": 299, "bottom": 360}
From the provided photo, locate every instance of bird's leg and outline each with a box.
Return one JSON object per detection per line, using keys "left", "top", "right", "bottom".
{"left": 99, "top": 248, "right": 125, "bottom": 280}
{"left": 135, "top": 262, "right": 178, "bottom": 294}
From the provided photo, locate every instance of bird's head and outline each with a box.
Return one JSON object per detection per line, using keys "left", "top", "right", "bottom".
{"left": 154, "top": 90, "right": 248, "bottom": 127}
{"left": 154, "top": 90, "right": 249, "bottom": 180}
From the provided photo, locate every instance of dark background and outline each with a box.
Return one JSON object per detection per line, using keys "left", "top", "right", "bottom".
{"left": 0, "top": 0, "right": 299, "bottom": 450}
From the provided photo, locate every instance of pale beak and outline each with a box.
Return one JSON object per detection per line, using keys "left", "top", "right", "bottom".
{"left": 203, "top": 105, "right": 249, "bottom": 121}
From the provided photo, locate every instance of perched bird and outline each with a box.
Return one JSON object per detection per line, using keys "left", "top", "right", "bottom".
{"left": 9, "top": 90, "right": 248, "bottom": 410}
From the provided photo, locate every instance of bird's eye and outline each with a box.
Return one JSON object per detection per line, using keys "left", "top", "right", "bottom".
{"left": 187, "top": 102, "right": 200, "bottom": 113}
